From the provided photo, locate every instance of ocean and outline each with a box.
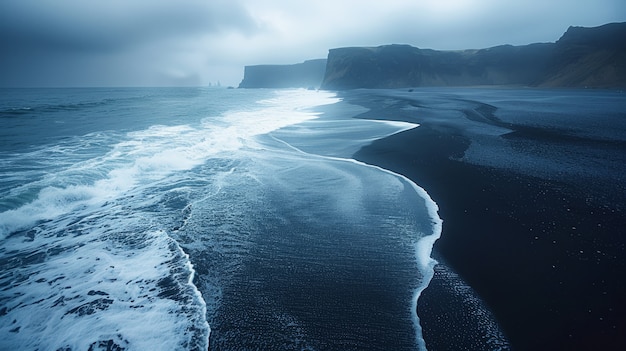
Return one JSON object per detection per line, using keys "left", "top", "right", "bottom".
{"left": 0, "top": 88, "right": 442, "bottom": 350}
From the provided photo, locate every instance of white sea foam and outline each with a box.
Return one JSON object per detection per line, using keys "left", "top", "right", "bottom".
{"left": 2, "top": 88, "right": 444, "bottom": 349}
{"left": 0, "top": 89, "right": 340, "bottom": 238}
{"left": 271, "top": 118, "right": 419, "bottom": 158}
{"left": 0, "top": 222, "right": 208, "bottom": 350}
{"left": 268, "top": 119, "right": 442, "bottom": 351}
{"left": 0, "top": 89, "right": 342, "bottom": 350}
{"left": 348, "top": 157, "right": 442, "bottom": 351}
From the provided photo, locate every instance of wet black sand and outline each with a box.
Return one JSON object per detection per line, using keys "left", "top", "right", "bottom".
{"left": 346, "top": 88, "right": 626, "bottom": 350}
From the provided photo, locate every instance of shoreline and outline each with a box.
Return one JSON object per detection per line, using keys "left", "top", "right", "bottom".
{"left": 341, "top": 88, "right": 626, "bottom": 350}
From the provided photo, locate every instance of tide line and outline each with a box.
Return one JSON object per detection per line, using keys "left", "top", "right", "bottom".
{"left": 268, "top": 131, "right": 442, "bottom": 351}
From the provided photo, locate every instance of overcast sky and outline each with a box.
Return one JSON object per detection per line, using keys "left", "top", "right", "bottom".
{"left": 1, "top": 0, "right": 624, "bottom": 87}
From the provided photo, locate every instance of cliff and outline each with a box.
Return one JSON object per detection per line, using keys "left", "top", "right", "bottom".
{"left": 321, "top": 44, "right": 553, "bottom": 89}
{"left": 321, "top": 22, "right": 626, "bottom": 89}
{"left": 540, "top": 23, "right": 626, "bottom": 87}
{"left": 238, "top": 59, "right": 327, "bottom": 89}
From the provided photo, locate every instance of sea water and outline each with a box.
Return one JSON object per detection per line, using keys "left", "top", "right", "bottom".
{"left": 0, "top": 87, "right": 441, "bottom": 350}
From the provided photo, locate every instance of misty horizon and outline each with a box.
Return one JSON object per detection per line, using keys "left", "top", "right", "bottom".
{"left": 1, "top": 0, "right": 625, "bottom": 88}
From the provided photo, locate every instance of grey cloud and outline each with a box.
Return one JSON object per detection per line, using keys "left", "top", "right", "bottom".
{"left": 346, "top": 0, "right": 626, "bottom": 50}
{"left": 0, "top": 0, "right": 260, "bottom": 86}
{"left": 0, "top": 0, "right": 257, "bottom": 54}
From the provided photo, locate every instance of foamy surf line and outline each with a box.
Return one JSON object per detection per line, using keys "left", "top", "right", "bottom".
{"left": 269, "top": 119, "right": 443, "bottom": 350}
{"left": 0, "top": 90, "right": 340, "bottom": 238}
{"left": 343, "top": 155, "right": 442, "bottom": 351}
{"left": 0, "top": 89, "right": 342, "bottom": 350}
{"left": 0, "top": 206, "right": 210, "bottom": 350}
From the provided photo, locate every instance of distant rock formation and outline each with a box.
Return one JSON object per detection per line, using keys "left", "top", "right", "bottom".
{"left": 238, "top": 59, "right": 327, "bottom": 89}
{"left": 321, "top": 22, "right": 626, "bottom": 89}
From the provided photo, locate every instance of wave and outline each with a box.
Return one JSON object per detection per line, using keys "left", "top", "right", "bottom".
{"left": 0, "top": 89, "right": 342, "bottom": 350}
{"left": 0, "top": 213, "right": 208, "bottom": 350}
{"left": 0, "top": 98, "right": 113, "bottom": 118}
{"left": 268, "top": 125, "right": 442, "bottom": 349}
{"left": 0, "top": 89, "right": 155, "bottom": 118}
{"left": 0, "top": 90, "right": 340, "bottom": 237}
{"left": 1, "top": 88, "right": 443, "bottom": 350}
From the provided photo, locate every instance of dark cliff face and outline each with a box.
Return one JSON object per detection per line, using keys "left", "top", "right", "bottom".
{"left": 321, "top": 44, "right": 554, "bottom": 89}
{"left": 540, "top": 22, "right": 626, "bottom": 88}
{"left": 321, "top": 23, "right": 626, "bottom": 89}
{"left": 238, "top": 59, "right": 327, "bottom": 89}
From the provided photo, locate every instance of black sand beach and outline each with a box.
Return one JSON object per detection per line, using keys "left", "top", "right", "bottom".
{"left": 345, "top": 88, "right": 626, "bottom": 350}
